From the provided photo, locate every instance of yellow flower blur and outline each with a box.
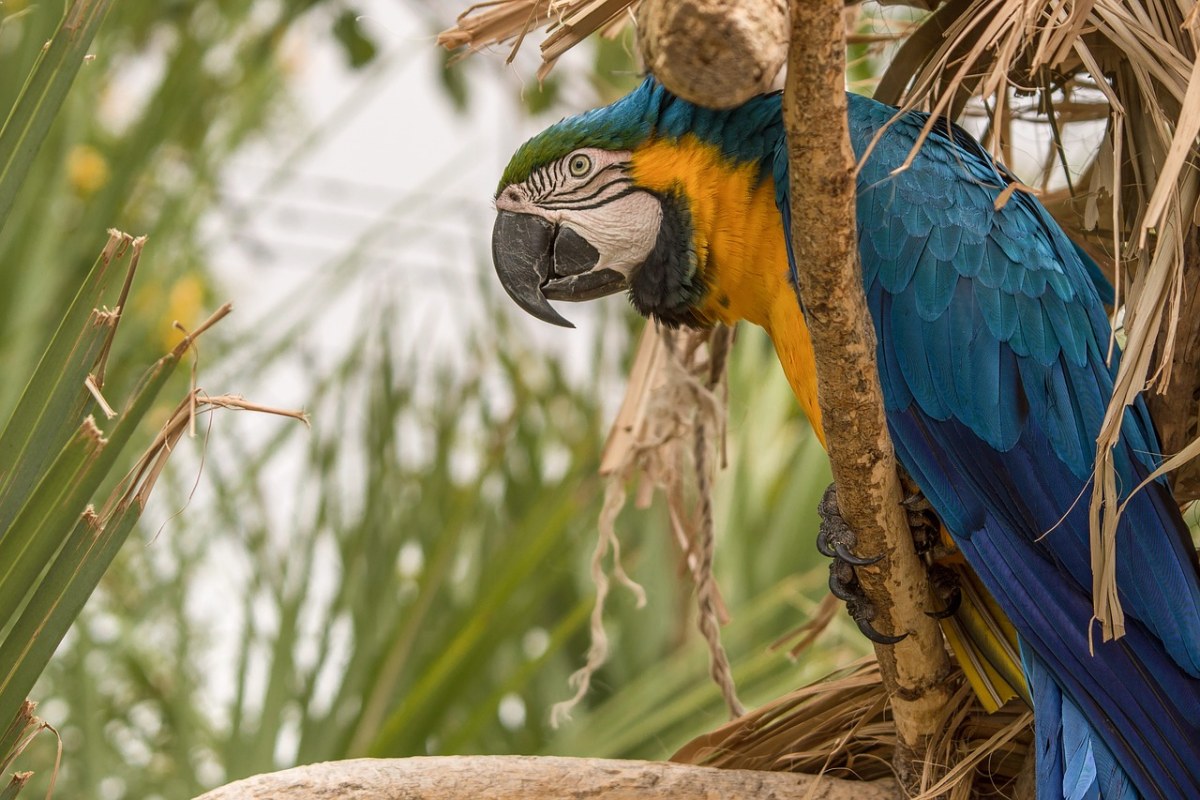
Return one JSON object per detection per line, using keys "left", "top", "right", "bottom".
{"left": 67, "top": 144, "right": 110, "bottom": 196}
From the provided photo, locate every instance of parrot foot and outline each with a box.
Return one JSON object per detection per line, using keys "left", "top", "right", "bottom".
{"left": 924, "top": 564, "right": 962, "bottom": 620}
{"left": 900, "top": 490, "right": 932, "bottom": 512}
{"left": 816, "top": 484, "right": 881, "bottom": 564}
{"left": 818, "top": 484, "right": 909, "bottom": 646}
{"left": 906, "top": 500, "right": 941, "bottom": 556}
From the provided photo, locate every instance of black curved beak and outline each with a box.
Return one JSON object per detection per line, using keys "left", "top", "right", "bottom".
{"left": 492, "top": 211, "right": 626, "bottom": 328}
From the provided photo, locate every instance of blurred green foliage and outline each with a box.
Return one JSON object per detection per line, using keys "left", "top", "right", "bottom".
{"left": 0, "top": 3, "right": 856, "bottom": 798}
{"left": 0, "top": 2, "right": 354, "bottom": 795}
{"left": 0, "top": 0, "right": 378, "bottom": 418}
{"left": 28, "top": 303, "right": 859, "bottom": 798}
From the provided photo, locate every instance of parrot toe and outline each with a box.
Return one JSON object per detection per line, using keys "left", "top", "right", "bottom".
{"left": 818, "top": 483, "right": 909, "bottom": 645}
{"left": 924, "top": 564, "right": 963, "bottom": 619}
{"left": 854, "top": 616, "right": 909, "bottom": 645}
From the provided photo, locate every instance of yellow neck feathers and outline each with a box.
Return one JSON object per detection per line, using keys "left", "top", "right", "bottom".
{"left": 630, "top": 135, "right": 825, "bottom": 444}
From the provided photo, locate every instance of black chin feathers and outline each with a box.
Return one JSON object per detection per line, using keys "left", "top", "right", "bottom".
{"left": 628, "top": 188, "right": 708, "bottom": 328}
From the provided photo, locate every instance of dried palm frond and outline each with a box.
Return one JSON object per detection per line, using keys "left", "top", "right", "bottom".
{"left": 554, "top": 322, "right": 742, "bottom": 724}
{"left": 438, "top": 0, "right": 895, "bottom": 78}
{"left": 437, "top": 0, "right": 636, "bottom": 79}
{"left": 673, "top": 659, "right": 896, "bottom": 781}
{"left": 674, "top": 658, "right": 1033, "bottom": 799}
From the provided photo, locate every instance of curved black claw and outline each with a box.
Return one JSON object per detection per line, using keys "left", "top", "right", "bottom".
{"left": 829, "top": 565, "right": 858, "bottom": 602}
{"left": 835, "top": 542, "right": 883, "bottom": 567}
{"left": 817, "top": 485, "right": 881, "bottom": 565}
{"left": 816, "top": 527, "right": 836, "bottom": 559}
{"left": 924, "top": 565, "right": 963, "bottom": 620}
{"left": 819, "top": 482, "right": 907, "bottom": 646}
{"left": 855, "top": 617, "right": 909, "bottom": 645}
{"left": 925, "top": 585, "right": 962, "bottom": 620}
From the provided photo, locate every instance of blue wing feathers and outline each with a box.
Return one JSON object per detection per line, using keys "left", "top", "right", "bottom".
{"left": 979, "top": 238, "right": 1015, "bottom": 290}
{"left": 838, "top": 92, "right": 1200, "bottom": 799}
{"left": 954, "top": 234, "right": 986, "bottom": 278}
{"left": 1013, "top": 292, "right": 1053, "bottom": 364}
{"left": 871, "top": 281, "right": 914, "bottom": 415}
{"left": 949, "top": 281, "right": 984, "bottom": 431}
{"left": 914, "top": 253, "right": 958, "bottom": 319}
{"left": 900, "top": 202, "right": 935, "bottom": 238}
{"left": 924, "top": 303, "right": 960, "bottom": 410}
{"left": 926, "top": 216, "right": 962, "bottom": 261}
{"left": 1018, "top": 357, "right": 1086, "bottom": 474}
{"left": 990, "top": 227, "right": 1028, "bottom": 265}
{"left": 1026, "top": 653, "right": 1070, "bottom": 800}
{"left": 1021, "top": 266, "right": 1050, "bottom": 300}
{"left": 973, "top": 280, "right": 1021, "bottom": 342}
{"left": 1041, "top": 289, "right": 1086, "bottom": 367}
{"left": 966, "top": 503, "right": 1200, "bottom": 798}
{"left": 775, "top": 90, "right": 1200, "bottom": 797}
{"left": 890, "top": 288, "right": 952, "bottom": 420}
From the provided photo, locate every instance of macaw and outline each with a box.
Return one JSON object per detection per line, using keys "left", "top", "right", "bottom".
{"left": 489, "top": 77, "right": 1200, "bottom": 799}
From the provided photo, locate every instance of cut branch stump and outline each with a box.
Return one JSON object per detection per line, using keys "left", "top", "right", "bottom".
{"left": 636, "top": 0, "right": 788, "bottom": 108}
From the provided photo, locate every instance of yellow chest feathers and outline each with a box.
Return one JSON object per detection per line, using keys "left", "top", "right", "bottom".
{"left": 629, "top": 136, "right": 825, "bottom": 444}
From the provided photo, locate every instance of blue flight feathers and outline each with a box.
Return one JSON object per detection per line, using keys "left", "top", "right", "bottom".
{"left": 835, "top": 92, "right": 1200, "bottom": 799}
{"left": 553, "top": 77, "right": 1200, "bottom": 799}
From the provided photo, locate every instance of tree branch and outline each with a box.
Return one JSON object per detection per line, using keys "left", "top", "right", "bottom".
{"left": 191, "top": 756, "right": 899, "bottom": 800}
{"left": 782, "top": 0, "right": 955, "bottom": 788}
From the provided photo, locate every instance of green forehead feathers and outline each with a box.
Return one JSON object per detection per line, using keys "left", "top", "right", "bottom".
{"left": 496, "top": 78, "right": 784, "bottom": 196}
{"left": 497, "top": 85, "right": 658, "bottom": 194}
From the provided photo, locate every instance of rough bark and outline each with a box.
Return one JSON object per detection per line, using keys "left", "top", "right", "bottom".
{"left": 782, "top": 0, "right": 955, "bottom": 789}
{"left": 636, "top": 0, "right": 788, "bottom": 109}
{"left": 191, "top": 756, "right": 899, "bottom": 800}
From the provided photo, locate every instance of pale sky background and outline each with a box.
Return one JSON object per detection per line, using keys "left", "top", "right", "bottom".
{"left": 208, "top": 0, "right": 618, "bottom": 387}
{"left": 156, "top": 0, "right": 628, "bottom": 755}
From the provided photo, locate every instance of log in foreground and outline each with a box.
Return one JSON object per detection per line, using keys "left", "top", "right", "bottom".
{"left": 192, "top": 756, "right": 899, "bottom": 800}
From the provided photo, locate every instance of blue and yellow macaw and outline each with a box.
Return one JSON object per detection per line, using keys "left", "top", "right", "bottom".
{"left": 490, "top": 77, "right": 1200, "bottom": 799}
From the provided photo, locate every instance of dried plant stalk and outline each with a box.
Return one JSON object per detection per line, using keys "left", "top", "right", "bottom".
{"left": 674, "top": 658, "right": 1032, "bottom": 798}
{"left": 552, "top": 324, "right": 741, "bottom": 723}
{"left": 438, "top": 0, "right": 633, "bottom": 79}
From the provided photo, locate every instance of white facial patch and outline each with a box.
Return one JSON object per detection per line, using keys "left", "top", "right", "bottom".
{"left": 556, "top": 192, "right": 661, "bottom": 277}
{"left": 495, "top": 148, "right": 663, "bottom": 278}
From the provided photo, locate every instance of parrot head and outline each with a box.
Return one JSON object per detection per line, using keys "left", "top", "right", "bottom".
{"left": 492, "top": 142, "right": 672, "bottom": 329}
{"left": 491, "top": 79, "right": 784, "bottom": 330}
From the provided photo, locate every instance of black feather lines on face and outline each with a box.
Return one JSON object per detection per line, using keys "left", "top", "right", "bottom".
{"left": 629, "top": 187, "right": 708, "bottom": 329}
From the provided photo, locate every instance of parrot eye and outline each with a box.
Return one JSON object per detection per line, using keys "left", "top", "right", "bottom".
{"left": 567, "top": 153, "right": 592, "bottom": 178}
